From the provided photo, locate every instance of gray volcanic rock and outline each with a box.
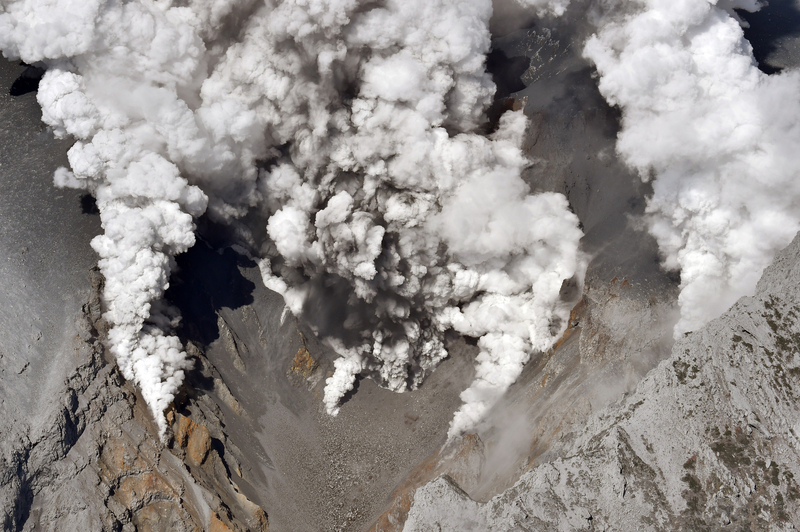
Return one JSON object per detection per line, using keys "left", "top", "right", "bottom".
{"left": 404, "top": 232, "right": 800, "bottom": 531}
{"left": 0, "top": 57, "right": 102, "bottom": 530}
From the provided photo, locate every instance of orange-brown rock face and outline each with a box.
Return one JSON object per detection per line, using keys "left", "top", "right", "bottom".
{"left": 167, "top": 409, "right": 270, "bottom": 532}
{"left": 209, "top": 512, "right": 234, "bottom": 532}
{"left": 174, "top": 414, "right": 212, "bottom": 465}
{"left": 287, "top": 334, "right": 323, "bottom": 389}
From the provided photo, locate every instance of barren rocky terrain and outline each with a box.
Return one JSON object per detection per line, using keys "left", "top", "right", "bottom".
{"left": 2, "top": 1, "right": 800, "bottom": 530}
{"left": 405, "top": 231, "right": 800, "bottom": 532}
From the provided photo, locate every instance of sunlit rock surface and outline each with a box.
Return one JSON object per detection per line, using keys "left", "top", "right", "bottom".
{"left": 406, "top": 231, "right": 800, "bottom": 531}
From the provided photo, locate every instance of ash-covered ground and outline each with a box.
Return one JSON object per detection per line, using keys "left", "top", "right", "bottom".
{"left": 0, "top": 58, "right": 103, "bottom": 526}
{"left": 0, "top": 59, "right": 101, "bottom": 419}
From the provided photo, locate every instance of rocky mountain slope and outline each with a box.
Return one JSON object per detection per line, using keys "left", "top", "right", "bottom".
{"left": 405, "top": 232, "right": 800, "bottom": 531}
{"left": 3, "top": 1, "right": 800, "bottom": 530}
{"left": 0, "top": 58, "right": 271, "bottom": 532}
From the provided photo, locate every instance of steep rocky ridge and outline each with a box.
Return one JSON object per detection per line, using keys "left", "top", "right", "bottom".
{"left": 404, "top": 232, "right": 800, "bottom": 530}
{"left": 5, "top": 265, "right": 271, "bottom": 532}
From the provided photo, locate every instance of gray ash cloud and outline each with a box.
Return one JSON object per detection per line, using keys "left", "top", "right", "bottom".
{"left": 0, "top": 0, "right": 585, "bottom": 438}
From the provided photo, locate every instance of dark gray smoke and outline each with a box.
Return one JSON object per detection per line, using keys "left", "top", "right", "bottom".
{"left": 0, "top": 0, "right": 585, "bottom": 438}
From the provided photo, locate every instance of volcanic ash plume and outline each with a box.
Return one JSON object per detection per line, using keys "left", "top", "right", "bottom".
{"left": 584, "top": 0, "right": 800, "bottom": 336}
{"left": 235, "top": 0, "right": 586, "bottom": 435}
{"left": 0, "top": 0, "right": 585, "bottom": 437}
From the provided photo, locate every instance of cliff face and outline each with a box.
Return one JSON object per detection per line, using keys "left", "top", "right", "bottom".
{"left": 404, "top": 232, "right": 800, "bottom": 531}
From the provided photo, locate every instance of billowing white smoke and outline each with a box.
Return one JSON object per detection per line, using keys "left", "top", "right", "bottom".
{"left": 514, "top": 0, "right": 571, "bottom": 16}
{"left": 583, "top": 0, "right": 800, "bottom": 336}
{"left": 210, "top": 0, "right": 585, "bottom": 437}
{"left": 0, "top": 0, "right": 216, "bottom": 437}
{"left": 0, "top": 0, "right": 585, "bottom": 437}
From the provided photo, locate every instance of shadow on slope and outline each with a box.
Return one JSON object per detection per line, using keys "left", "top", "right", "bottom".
{"left": 739, "top": 0, "right": 800, "bottom": 74}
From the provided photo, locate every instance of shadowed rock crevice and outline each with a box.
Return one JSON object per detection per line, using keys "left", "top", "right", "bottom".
{"left": 165, "top": 239, "right": 257, "bottom": 347}
{"left": 80, "top": 194, "right": 100, "bottom": 215}
{"left": 9, "top": 63, "right": 44, "bottom": 97}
